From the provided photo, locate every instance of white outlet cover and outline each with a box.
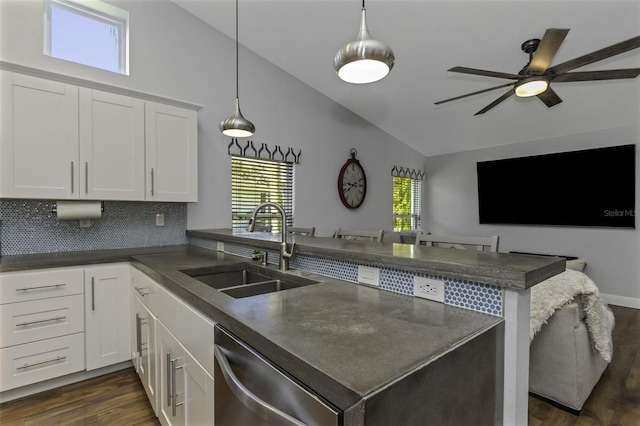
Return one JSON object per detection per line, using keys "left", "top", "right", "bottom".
{"left": 413, "top": 276, "right": 445, "bottom": 303}
{"left": 216, "top": 241, "right": 224, "bottom": 252}
{"left": 155, "top": 213, "right": 165, "bottom": 226}
{"left": 358, "top": 265, "right": 380, "bottom": 287}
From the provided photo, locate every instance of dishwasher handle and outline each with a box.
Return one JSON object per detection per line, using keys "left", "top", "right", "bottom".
{"left": 214, "top": 345, "right": 307, "bottom": 426}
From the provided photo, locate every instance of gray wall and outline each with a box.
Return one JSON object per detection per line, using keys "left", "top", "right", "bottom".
{"left": 424, "top": 125, "right": 640, "bottom": 306}
{"left": 0, "top": 0, "right": 426, "bottom": 239}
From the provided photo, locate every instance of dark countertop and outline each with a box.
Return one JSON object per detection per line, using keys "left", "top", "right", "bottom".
{"left": 188, "top": 228, "right": 565, "bottom": 290}
{"left": 130, "top": 246, "right": 502, "bottom": 412}
{"left": 1, "top": 244, "right": 502, "bottom": 412}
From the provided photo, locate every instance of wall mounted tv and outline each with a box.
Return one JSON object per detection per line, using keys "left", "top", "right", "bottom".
{"left": 477, "top": 144, "right": 636, "bottom": 228}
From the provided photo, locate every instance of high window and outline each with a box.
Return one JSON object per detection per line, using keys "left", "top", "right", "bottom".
{"left": 393, "top": 176, "right": 422, "bottom": 231}
{"left": 231, "top": 157, "right": 294, "bottom": 232}
{"left": 44, "top": 0, "right": 129, "bottom": 74}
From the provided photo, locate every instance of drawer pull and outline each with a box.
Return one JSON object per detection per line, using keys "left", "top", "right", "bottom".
{"left": 16, "top": 316, "right": 67, "bottom": 327}
{"left": 91, "top": 277, "right": 95, "bottom": 311}
{"left": 135, "top": 287, "right": 150, "bottom": 297}
{"left": 15, "top": 284, "right": 66, "bottom": 292}
{"left": 16, "top": 356, "right": 67, "bottom": 371}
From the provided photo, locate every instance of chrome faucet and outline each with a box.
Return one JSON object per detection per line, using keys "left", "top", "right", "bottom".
{"left": 245, "top": 202, "right": 294, "bottom": 271}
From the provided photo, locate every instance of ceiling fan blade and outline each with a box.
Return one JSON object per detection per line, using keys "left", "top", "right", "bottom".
{"left": 537, "top": 88, "right": 563, "bottom": 107}
{"left": 434, "top": 82, "right": 516, "bottom": 105}
{"left": 548, "top": 35, "right": 640, "bottom": 74}
{"left": 553, "top": 68, "right": 640, "bottom": 82}
{"left": 526, "top": 28, "right": 570, "bottom": 73}
{"left": 474, "top": 89, "right": 515, "bottom": 115}
{"left": 448, "top": 66, "right": 522, "bottom": 80}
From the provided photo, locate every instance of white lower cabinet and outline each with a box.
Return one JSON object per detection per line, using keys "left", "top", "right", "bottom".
{"left": 158, "top": 321, "right": 214, "bottom": 426}
{"left": 132, "top": 293, "right": 158, "bottom": 414}
{"left": 132, "top": 265, "right": 215, "bottom": 426}
{"left": 84, "top": 263, "right": 131, "bottom": 371}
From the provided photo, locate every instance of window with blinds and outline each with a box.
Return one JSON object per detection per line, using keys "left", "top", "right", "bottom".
{"left": 393, "top": 176, "right": 422, "bottom": 231}
{"left": 231, "top": 157, "right": 294, "bottom": 232}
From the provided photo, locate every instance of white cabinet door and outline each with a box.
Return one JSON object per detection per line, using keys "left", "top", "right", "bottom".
{"left": 79, "top": 88, "right": 145, "bottom": 200}
{"left": 145, "top": 102, "right": 198, "bottom": 202}
{"left": 158, "top": 322, "right": 185, "bottom": 426}
{"left": 184, "top": 351, "right": 214, "bottom": 426}
{"left": 84, "top": 263, "right": 131, "bottom": 370}
{"left": 0, "top": 71, "right": 79, "bottom": 199}
{"left": 133, "top": 294, "right": 158, "bottom": 415}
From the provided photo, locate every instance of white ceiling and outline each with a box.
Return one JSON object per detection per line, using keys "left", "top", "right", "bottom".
{"left": 171, "top": 0, "right": 640, "bottom": 157}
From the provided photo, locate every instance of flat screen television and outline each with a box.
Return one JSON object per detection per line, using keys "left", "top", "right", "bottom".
{"left": 477, "top": 144, "right": 636, "bottom": 228}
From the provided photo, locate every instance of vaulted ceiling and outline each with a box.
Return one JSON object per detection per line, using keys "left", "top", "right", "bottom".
{"left": 172, "top": 0, "right": 640, "bottom": 157}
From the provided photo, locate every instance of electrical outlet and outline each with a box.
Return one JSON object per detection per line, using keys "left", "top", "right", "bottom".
{"left": 216, "top": 241, "right": 224, "bottom": 252}
{"left": 358, "top": 265, "right": 380, "bottom": 287}
{"left": 155, "top": 214, "right": 165, "bottom": 226}
{"left": 413, "top": 276, "right": 445, "bottom": 303}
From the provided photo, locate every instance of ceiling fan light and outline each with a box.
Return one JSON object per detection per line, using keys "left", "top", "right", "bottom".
{"left": 220, "top": 97, "right": 255, "bottom": 137}
{"left": 515, "top": 77, "right": 549, "bottom": 97}
{"left": 334, "top": 7, "right": 395, "bottom": 84}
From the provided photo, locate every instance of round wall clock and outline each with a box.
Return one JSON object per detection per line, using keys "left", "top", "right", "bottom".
{"left": 338, "top": 148, "right": 367, "bottom": 209}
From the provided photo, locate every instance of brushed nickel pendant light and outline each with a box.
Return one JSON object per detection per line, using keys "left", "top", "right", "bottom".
{"left": 220, "top": 0, "right": 255, "bottom": 137}
{"left": 334, "top": 0, "right": 395, "bottom": 84}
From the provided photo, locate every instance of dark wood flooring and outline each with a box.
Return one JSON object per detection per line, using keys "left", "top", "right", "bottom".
{"left": 1, "top": 305, "right": 638, "bottom": 425}
{"left": 0, "top": 368, "right": 158, "bottom": 425}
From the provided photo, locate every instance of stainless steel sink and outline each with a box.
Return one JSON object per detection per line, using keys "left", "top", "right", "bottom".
{"left": 181, "top": 263, "right": 319, "bottom": 299}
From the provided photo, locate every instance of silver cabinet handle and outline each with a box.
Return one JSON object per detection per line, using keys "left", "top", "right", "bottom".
{"left": 136, "top": 314, "right": 142, "bottom": 356}
{"left": 171, "top": 357, "right": 184, "bottom": 416}
{"left": 135, "top": 287, "right": 150, "bottom": 297}
{"left": 71, "top": 161, "right": 74, "bottom": 193}
{"left": 91, "top": 277, "right": 95, "bottom": 311}
{"left": 166, "top": 352, "right": 172, "bottom": 407}
{"left": 17, "top": 356, "right": 66, "bottom": 371}
{"left": 151, "top": 168, "right": 155, "bottom": 196}
{"left": 214, "top": 346, "right": 306, "bottom": 426}
{"left": 15, "top": 283, "right": 66, "bottom": 292}
{"left": 85, "top": 162, "right": 88, "bottom": 194}
{"left": 17, "top": 316, "right": 66, "bottom": 327}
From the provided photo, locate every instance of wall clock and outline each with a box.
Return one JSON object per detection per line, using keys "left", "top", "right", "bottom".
{"left": 338, "top": 148, "right": 367, "bottom": 209}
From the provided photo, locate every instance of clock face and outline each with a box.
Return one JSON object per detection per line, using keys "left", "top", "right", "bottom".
{"left": 338, "top": 160, "right": 367, "bottom": 209}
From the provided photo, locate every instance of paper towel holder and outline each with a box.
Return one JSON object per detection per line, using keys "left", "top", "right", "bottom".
{"left": 51, "top": 201, "right": 105, "bottom": 215}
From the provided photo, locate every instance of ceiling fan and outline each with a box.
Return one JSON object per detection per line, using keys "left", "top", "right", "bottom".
{"left": 435, "top": 29, "right": 640, "bottom": 115}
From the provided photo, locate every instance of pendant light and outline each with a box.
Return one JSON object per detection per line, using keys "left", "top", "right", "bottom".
{"left": 220, "top": 0, "right": 255, "bottom": 137}
{"left": 334, "top": 0, "right": 395, "bottom": 84}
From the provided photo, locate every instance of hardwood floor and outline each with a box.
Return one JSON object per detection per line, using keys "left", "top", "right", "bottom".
{"left": 0, "top": 368, "right": 158, "bottom": 426}
{"left": 1, "top": 305, "right": 638, "bottom": 426}
{"left": 528, "top": 305, "right": 640, "bottom": 426}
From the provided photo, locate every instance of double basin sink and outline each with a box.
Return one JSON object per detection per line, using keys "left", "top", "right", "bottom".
{"left": 181, "top": 262, "right": 319, "bottom": 299}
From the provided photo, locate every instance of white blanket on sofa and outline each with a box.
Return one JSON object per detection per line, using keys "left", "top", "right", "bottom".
{"left": 530, "top": 269, "right": 615, "bottom": 362}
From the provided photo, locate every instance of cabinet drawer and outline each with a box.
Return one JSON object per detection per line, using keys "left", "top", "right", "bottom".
{"left": 0, "top": 333, "right": 85, "bottom": 392}
{"left": 181, "top": 304, "right": 215, "bottom": 377}
{"left": 0, "top": 294, "right": 85, "bottom": 348}
{"left": 0, "top": 268, "right": 84, "bottom": 304}
{"left": 130, "top": 266, "right": 158, "bottom": 312}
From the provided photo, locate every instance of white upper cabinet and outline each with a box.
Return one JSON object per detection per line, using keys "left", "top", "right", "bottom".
{"left": 1, "top": 69, "right": 199, "bottom": 202}
{"left": 79, "top": 88, "right": 145, "bottom": 200}
{"left": 145, "top": 102, "right": 198, "bottom": 202}
{"left": 1, "top": 71, "right": 79, "bottom": 199}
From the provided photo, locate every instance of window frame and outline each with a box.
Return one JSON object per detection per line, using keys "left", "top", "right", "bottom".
{"left": 44, "top": 0, "right": 130, "bottom": 75}
{"left": 392, "top": 175, "right": 422, "bottom": 232}
{"left": 231, "top": 156, "right": 295, "bottom": 233}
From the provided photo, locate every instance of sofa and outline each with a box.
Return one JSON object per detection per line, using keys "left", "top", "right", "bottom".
{"left": 528, "top": 257, "right": 614, "bottom": 413}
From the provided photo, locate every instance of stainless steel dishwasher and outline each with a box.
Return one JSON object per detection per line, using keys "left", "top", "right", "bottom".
{"left": 214, "top": 325, "right": 341, "bottom": 426}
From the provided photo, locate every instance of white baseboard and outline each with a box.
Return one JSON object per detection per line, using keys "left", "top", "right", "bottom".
{"left": 0, "top": 361, "right": 132, "bottom": 403}
{"left": 601, "top": 293, "right": 640, "bottom": 310}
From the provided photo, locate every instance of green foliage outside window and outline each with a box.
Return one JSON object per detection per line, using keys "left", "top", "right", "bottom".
{"left": 393, "top": 176, "right": 422, "bottom": 231}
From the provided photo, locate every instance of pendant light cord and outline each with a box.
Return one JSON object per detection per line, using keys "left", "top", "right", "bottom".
{"left": 235, "top": 0, "right": 239, "bottom": 99}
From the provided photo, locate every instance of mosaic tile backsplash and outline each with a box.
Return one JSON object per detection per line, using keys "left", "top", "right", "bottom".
{"left": 189, "top": 237, "right": 503, "bottom": 316}
{"left": 0, "top": 200, "right": 187, "bottom": 256}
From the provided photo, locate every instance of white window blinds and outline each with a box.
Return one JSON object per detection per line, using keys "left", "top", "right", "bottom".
{"left": 231, "top": 157, "right": 294, "bottom": 232}
{"left": 391, "top": 166, "right": 424, "bottom": 232}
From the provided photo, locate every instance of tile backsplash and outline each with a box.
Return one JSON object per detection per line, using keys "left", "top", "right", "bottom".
{"left": 0, "top": 199, "right": 187, "bottom": 256}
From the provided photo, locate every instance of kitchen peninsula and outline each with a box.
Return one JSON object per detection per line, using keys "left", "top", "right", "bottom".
{"left": 187, "top": 228, "right": 566, "bottom": 425}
